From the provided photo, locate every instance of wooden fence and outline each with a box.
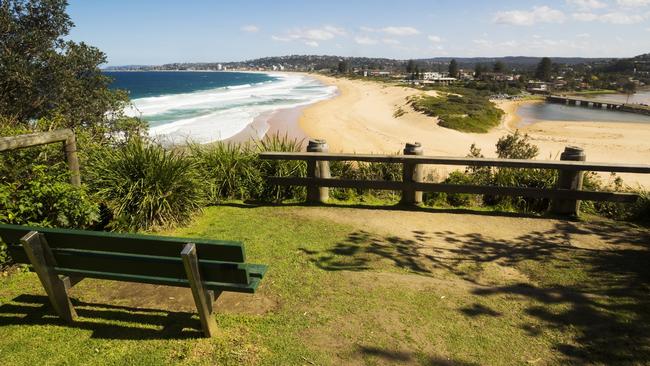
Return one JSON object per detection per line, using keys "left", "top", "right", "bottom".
{"left": 0, "top": 129, "right": 81, "bottom": 186}
{"left": 260, "top": 140, "right": 650, "bottom": 216}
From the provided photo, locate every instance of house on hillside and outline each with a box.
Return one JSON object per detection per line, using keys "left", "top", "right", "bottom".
{"left": 527, "top": 81, "right": 550, "bottom": 94}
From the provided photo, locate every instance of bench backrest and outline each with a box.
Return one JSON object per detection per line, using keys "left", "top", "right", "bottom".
{"left": 0, "top": 224, "right": 253, "bottom": 290}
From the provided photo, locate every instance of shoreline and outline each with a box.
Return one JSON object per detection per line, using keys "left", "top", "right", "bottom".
{"left": 297, "top": 75, "right": 650, "bottom": 186}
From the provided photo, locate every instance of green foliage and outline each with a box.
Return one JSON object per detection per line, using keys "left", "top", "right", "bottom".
{"left": 535, "top": 57, "right": 553, "bottom": 81}
{"left": 425, "top": 171, "right": 479, "bottom": 207}
{"left": 0, "top": 163, "right": 98, "bottom": 231}
{"left": 582, "top": 173, "right": 650, "bottom": 222}
{"left": 408, "top": 88, "right": 504, "bottom": 133}
{"left": 190, "top": 134, "right": 307, "bottom": 204}
{"left": 85, "top": 139, "right": 204, "bottom": 231}
{"left": 189, "top": 142, "right": 262, "bottom": 203}
{"left": 253, "top": 135, "right": 307, "bottom": 202}
{"left": 495, "top": 130, "right": 539, "bottom": 159}
{"left": 330, "top": 159, "right": 402, "bottom": 201}
{"left": 448, "top": 59, "right": 459, "bottom": 77}
{"left": 0, "top": 0, "right": 146, "bottom": 142}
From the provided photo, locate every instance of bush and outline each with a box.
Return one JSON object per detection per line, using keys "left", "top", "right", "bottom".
{"left": 425, "top": 171, "right": 480, "bottom": 207}
{"left": 189, "top": 142, "right": 261, "bottom": 203}
{"left": 0, "top": 164, "right": 99, "bottom": 228}
{"left": 189, "top": 134, "right": 307, "bottom": 204}
{"left": 86, "top": 139, "right": 204, "bottom": 231}
{"left": 252, "top": 134, "right": 307, "bottom": 202}
{"left": 330, "top": 158, "right": 402, "bottom": 202}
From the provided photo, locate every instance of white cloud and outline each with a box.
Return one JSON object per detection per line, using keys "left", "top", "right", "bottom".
{"left": 572, "top": 12, "right": 600, "bottom": 20}
{"left": 354, "top": 36, "right": 379, "bottom": 45}
{"left": 380, "top": 26, "right": 420, "bottom": 36}
{"left": 382, "top": 38, "right": 400, "bottom": 45}
{"left": 240, "top": 25, "right": 259, "bottom": 33}
{"left": 427, "top": 35, "right": 442, "bottom": 42}
{"left": 567, "top": 0, "right": 607, "bottom": 10}
{"left": 270, "top": 25, "right": 346, "bottom": 47}
{"left": 617, "top": 0, "right": 650, "bottom": 7}
{"left": 573, "top": 11, "right": 646, "bottom": 23}
{"left": 576, "top": 32, "right": 591, "bottom": 38}
{"left": 494, "top": 6, "right": 566, "bottom": 25}
{"left": 599, "top": 11, "right": 645, "bottom": 23}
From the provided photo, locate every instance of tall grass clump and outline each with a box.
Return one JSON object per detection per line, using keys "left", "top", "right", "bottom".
{"left": 330, "top": 158, "right": 403, "bottom": 202}
{"left": 253, "top": 134, "right": 307, "bottom": 202}
{"left": 189, "top": 142, "right": 261, "bottom": 203}
{"left": 583, "top": 174, "right": 650, "bottom": 223}
{"left": 190, "top": 134, "right": 307, "bottom": 203}
{"left": 86, "top": 139, "right": 204, "bottom": 231}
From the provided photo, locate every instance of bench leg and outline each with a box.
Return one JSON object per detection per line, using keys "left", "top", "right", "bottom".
{"left": 21, "top": 231, "right": 77, "bottom": 323}
{"left": 181, "top": 243, "right": 218, "bottom": 338}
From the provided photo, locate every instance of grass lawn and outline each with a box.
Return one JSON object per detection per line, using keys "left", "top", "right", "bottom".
{"left": 1, "top": 204, "right": 649, "bottom": 365}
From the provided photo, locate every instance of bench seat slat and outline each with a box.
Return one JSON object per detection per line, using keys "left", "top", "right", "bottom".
{"left": 0, "top": 224, "right": 245, "bottom": 262}
{"left": 51, "top": 248, "right": 250, "bottom": 284}
{"left": 54, "top": 264, "right": 266, "bottom": 293}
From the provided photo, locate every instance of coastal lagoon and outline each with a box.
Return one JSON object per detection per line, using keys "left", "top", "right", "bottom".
{"left": 516, "top": 92, "right": 650, "bottom": 127}
{"left": 107, "top": 71, "right": 336, "bottom": 143}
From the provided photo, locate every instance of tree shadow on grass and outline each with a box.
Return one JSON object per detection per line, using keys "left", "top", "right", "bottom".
{"left": 300, "top": 220, "right": 650, "bottom": 364}
{"left": 357, "top": 346, "right": 479, "bottom": 366}
{"left": 0, "top": 294, "right": 203, "bottom": 340}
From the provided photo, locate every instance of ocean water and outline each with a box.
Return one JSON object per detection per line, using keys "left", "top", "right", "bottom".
{"left": 106, "top": 71, "right": 336, "bottom": 143}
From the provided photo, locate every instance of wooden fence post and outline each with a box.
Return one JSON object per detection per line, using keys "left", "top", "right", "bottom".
{"left": 551, "top": 146, "right": 586, "bottom": 216}
{"left": 401, "top": 142, "right": 424, "bottom": 205}
{"left": 306, "top": 139, "right": 330, "bottom": 204}
{"left": 63, "top": 133, "right": 81, "bottom": 187}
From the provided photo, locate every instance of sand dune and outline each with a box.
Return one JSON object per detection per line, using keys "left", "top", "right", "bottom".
{"left": 298, "top": 75, "right": 650, "bottom": 187}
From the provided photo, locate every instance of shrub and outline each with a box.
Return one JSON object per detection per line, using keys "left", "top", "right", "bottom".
{"left": 252, "top": 134, "right": 307, "bottom": 202}
{"left": 0, "top": 164, "right": 99, "bottom": 228}
{"left": 330, "top": 158, "right": 402, "bottom": 202}
{"left": 189, "top": 142, "right": 261, "bottom": 203}
{"left": 430, "top": 171, "right": 480, "bottom": 207}
{"left": 85, "top": 139, "right": 204, "bottom": 231}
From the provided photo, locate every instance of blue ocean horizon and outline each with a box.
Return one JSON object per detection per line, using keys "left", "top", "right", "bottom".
{"left": 105, "top": 71, "right": 277, "bottom": 99}
{"left": 105, "top": 71, "right": 336, "bottom": 143}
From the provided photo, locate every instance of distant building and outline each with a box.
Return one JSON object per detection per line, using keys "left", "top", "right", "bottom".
{"left": 527, "top": 81, "right": 549, "bottom": 94}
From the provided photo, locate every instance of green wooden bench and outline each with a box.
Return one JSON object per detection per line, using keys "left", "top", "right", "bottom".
{"left": 0, "top": 224, "right": 267, "bottom": 337}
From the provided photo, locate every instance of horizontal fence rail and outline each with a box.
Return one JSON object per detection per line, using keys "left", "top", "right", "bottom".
{"left": 260, "top": 140, "right": 650, "bottom": 216}
{"left": 259, "top": 151, "right": 650, "bottom": 174}
{"left": 0, "top": 129, "right": 80, "bottom": 186}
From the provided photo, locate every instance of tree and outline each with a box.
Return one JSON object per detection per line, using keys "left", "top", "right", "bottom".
{"left": 337, "top": 60, "right": 348, "bottom": 74}
{"left": 406, "top": 59, "right": 416, "bottom": 74}
{"left": 0, "top": 0, "right": 145, "bottom": 140}
{"left": 535, "top": 57, "right": 553, "bottom": 81}
{"left": 622, "top": 81, "right": 637, "bottom": 104}
{"left": 474, "top": 64, "right": 485, "bottom": 78}
{"left": 493, "top": 61, "right": 505, "bottom": 73}
{"left": 448, "top": 59, "right": 459, "bottom": 78}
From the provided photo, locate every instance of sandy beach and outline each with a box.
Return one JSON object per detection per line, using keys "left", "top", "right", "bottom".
{"left": 296, "top": 74, "right": 650, "bottom": 187}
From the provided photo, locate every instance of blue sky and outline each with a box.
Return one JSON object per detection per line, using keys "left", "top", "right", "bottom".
{"left": 67, "top": 0, "right": 650, "bottom": 66}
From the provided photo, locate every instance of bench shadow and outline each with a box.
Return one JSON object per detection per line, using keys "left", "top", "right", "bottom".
{"left": 300, "top": 220, "right": 650, "bottom": 364}
{"left": 0, "top": 294, "right": 203, "bottom": 340}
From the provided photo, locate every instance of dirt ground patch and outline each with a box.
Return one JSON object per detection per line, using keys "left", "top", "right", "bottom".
{"left": 71, "top": 280, "right": 278, "bottom": 315}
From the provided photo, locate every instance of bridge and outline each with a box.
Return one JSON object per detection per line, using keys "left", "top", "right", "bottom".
{"left": 546, "top": 95, "right": 650, "bottom": 116}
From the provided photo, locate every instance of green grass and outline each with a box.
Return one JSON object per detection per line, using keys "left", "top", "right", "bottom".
{"left": 408, "top": 89, "right": 504, "bottom": 133}
{"left": 1, "top": 204, "right": 649, "bottom": 365}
